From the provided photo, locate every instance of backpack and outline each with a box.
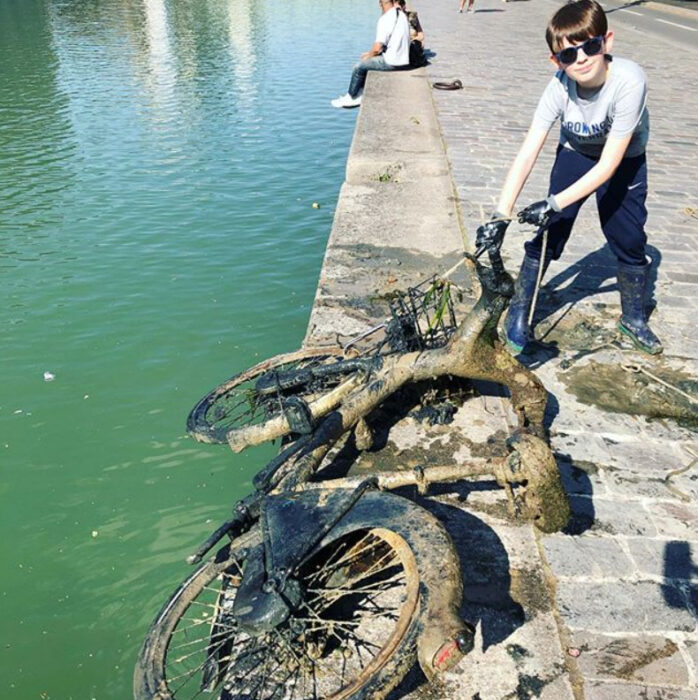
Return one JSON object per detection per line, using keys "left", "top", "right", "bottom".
{"left": 409, "top": 40, "right": 427, "bottom": 68}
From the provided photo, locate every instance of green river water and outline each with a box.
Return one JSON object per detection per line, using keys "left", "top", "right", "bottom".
{"left": 0, "top": 1, "right": 374, "bottom": 697}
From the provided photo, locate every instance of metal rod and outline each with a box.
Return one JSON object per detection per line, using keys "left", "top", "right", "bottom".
{"left": 286, "top": 461, "right": 499, "bottom": 493}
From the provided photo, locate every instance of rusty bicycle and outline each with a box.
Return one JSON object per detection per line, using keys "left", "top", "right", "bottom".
{"left": 134, "top": 244, "right": 570, "bottom": 700}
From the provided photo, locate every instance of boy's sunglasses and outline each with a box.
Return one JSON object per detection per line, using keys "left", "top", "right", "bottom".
{"left": 554, "top": 35, "right": 605, "bottom": 65}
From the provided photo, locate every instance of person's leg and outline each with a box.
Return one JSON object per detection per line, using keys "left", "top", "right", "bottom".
{"left": 347, "top": 55, "right": 394, "bottom": 98}
{"left": 596, "top": 154, "right": 662, "bottom": 354}
{"left": 524, "top": 147, "right": 595, "bottom": 262}
{"left": 505, "top": 148, "right": 593, "bottom": 351}
{"left": 458, "top": 0, "right": 466, "bottom": 12}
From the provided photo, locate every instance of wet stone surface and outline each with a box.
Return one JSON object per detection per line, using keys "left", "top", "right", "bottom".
{"left": 568, "top": 631, "right": 689, "bottom": 686}
{"left": 307, "top": 0, "right": 698, "bottom": 697}
{"left": 560, "top": 359, "right": 698, "bottom": 427}
{"left": 556, "top": 580, "right": 697, "bottom": 633}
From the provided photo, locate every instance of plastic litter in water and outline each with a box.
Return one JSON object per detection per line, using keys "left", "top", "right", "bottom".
{"left": 43, "top": 371, "right": 55, "bottom": 382}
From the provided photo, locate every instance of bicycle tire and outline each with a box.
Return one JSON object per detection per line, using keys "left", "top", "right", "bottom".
{"left": 134, "top": 525, "right": 422, "bottom": 700}
{"left": 187, "top": 347, "right": 346, "bottom": 444}
{"left": 515, "top": 435, "right": 571, "bottom": 533}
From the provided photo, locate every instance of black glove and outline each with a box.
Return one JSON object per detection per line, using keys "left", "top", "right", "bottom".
{"left": 475, "top": 213, "right": 510, "bottom": 254}
{"left": 517, "top": 196, "right": 560, "bottom": 227}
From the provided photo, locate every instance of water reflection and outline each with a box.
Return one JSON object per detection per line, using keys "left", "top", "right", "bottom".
{"left": 0, "top": 0, "right": 75, "bottom": 232}
{"left": 1, "top": 1, "right": 372, "bottom": 697}
{"left": 227, "top": 0, "right": 258, "bottom": 111}
{"left": 143, "top": 0, "right": 177, "bottom": 112}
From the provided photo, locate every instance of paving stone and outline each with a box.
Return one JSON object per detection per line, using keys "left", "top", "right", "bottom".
{"left": 569, "top": 631, "right": 690, "bottom": 686}
{"left": 542, "top": 534, "right": 634, "bottom": 578}
{"left": 556, "top": 580, "right": 696, "bottom": 633}
{"left": 590, "top": 498, "right": 657, "bottom": 538}
{"left": 648, "top": 502, "right": 698, "bottom": 541}
{"left": 683, "top": 638, "right": 698, "bottom": 676}
{"left": 627, "top": 538, "right": 698, "bottom": 582}
{"left": 330, "top": 1, "right": 698, "bottom": 698}
{"left": 439, "top": 612, "right": 571, "bottom": 700}
{"left": 604, "top": 468, "right": 696, "bottom": 502}
{"left": 557, "top": 456, "right": 607, "bottom": 497}
{"left": 584, "top": 681, "right": 698, "bottom": 699}
{"left": 596, "top": 437, "right": 687, "bottom": 477}
{"left": 550, "top": 432, "right": 614, "bottom": 467}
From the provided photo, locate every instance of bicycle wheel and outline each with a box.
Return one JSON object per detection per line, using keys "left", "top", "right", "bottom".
{"left": 134, "top": 526, "right": 421, "bottom": 700}
{"left": 187, "top": 347, "right": 346, "bottom": 444}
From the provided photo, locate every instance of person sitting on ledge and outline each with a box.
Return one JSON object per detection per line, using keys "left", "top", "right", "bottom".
{"left": 331, "top": 0, "right": 410, "bottom": 109}
{"left": 395, "top": 0, "right": 426, "bottom": 67}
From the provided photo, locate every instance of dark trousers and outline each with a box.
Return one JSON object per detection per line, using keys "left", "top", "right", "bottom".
{"left": 347, "top": 56, "right": 405, "bottom": 98}
{"left": 524, "top": 146, "right": 649, "bottom": 266}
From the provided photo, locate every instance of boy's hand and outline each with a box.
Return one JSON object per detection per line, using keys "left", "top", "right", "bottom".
{"left": 475, "top": 214, "right": 510, "bottom": 254}
{"left": 517, "top": 196, "right": 561, "bottom": 227}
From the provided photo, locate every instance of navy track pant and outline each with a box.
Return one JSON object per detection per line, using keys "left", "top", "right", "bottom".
{"left": 524, "top": 146, "right": 649, "bottom": 266}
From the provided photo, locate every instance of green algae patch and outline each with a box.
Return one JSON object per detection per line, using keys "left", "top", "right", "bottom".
{"left": 613, "top": 639, "right": 679, "bottom": 680}
{"left": 560, "top": 360, "right": 698, "bottom": 427}
{"left": 510, "top": 567, "right": 554, "bottom": 616}
{"left": 535, "top": 306, "right": 617, "bottom": 352}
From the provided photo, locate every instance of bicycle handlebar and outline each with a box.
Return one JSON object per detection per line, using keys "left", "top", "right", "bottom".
{"left": 472, "top": 221, "right": 548, "bottom": 281}
{"left": 472, "top": 243, "right": 506, "bottom": 279}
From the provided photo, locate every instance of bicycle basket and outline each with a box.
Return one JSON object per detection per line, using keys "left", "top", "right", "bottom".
{"left": 386, "top": 276, "right": 459, "bottom": 352}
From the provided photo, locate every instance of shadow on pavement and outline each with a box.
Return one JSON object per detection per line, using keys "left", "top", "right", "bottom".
{"left": 538, "top": 243, "right": 662, "bottom": 330}
{"left": 662, "top": 540, "right": 698, "bottom": 617}
{"left": 555, "top": 455, "right": 596, "bottom": 535}
{"left": 506, "top": 243, "right": 661, "bottom": 371}
{"left": 386, "top": 495, "right": 525, "bottom": 699}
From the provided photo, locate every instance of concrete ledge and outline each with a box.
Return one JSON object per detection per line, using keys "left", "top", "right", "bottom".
{"left": 346, "top": 70, "right": 449, "bottom": 185}
{"left": 305, "top": 69, "right": 468, "bottom": 346}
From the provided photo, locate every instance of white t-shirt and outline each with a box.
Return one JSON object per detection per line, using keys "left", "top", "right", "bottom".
{"left": 532, "top": 57, "right": 649, "bottom": 158}
{"left": 375, "top": 8, "right": 410, "bottom": 67}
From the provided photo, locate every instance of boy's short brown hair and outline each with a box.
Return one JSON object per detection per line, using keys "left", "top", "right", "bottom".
{"left": 546, "top": 0, "right": 608, "bottom": 54}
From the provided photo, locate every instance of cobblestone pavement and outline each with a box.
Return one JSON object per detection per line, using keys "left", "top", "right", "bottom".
{"left": 411, "top": 0, "right": 698, "bottom": 697}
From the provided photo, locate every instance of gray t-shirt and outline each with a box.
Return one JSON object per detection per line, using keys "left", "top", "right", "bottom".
{"left": 532, "top": 57, "right": 649, "bottom": 158}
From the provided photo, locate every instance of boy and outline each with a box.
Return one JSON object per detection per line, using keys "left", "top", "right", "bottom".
{"left": 476, "top": 0, "right": 662, "bottom": 355}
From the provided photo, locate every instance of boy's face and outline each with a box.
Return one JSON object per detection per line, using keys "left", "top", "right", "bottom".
{"left": 551, "top": 31, "right": 614, "bottom": 88}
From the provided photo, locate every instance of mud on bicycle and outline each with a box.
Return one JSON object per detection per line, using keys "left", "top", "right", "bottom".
{"left": 134, "top": 239, "right": 571, "bottom": 700}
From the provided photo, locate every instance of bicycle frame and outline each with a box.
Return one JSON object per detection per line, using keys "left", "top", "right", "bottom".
{"left": 188, "top": 246, "right": 557, "bottom": 555}
{"left": 178, "top": 245, "right": 567, "bottom": 685}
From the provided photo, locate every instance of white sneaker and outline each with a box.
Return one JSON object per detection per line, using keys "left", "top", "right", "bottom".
{"left": 331, "top": 93, "right": 362, "bottom": 109}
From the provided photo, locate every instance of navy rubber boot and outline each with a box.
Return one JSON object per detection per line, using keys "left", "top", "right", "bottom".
{"left": 504, "top": 255, "right": 548, "bottom": 353}
{"left": 616, "top": 260, "right": 663, "bottom": 355}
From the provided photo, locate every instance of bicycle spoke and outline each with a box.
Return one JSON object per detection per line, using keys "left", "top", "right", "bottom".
{"left": 148, "top": 528, "right": 418, "bottom": 700}
{"left": 167, "top": 627, "right": 237, "bottom": 654}
{"left": 235, "top": 645, "right": 286, "bottom": 700}
{"left": 170, "top": 616, "right": 236, "bottom": 637}
{"left": 167, "top": 634, "right": 230, "bottom": 691}
{"left": 305, "top": 533, "right": 379, "bottom": 585}
{"left": 307, "top": 571, "right": 405, "bottom": 601}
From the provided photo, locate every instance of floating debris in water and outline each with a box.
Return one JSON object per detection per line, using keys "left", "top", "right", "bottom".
{"left": 312, "top": 202, "right": 321, "bottom": 209}
{"left": 43, "top": 371, "right": 55, "bottom": 382}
